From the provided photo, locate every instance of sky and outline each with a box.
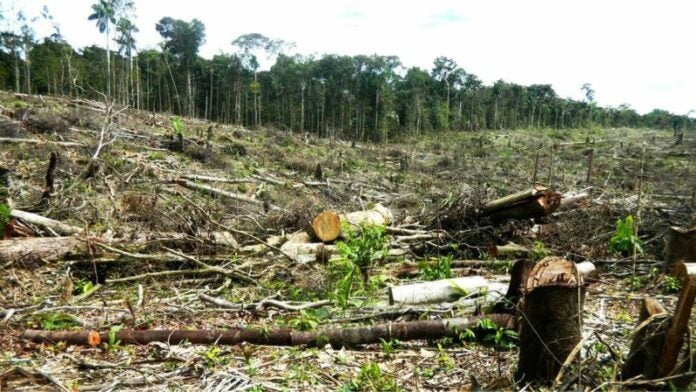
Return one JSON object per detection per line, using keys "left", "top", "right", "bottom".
{"left": 6, "top": 0, "right": 696, "bottom": 115}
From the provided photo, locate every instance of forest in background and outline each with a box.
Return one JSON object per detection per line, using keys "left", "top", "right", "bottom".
{"left": 1, "top": 1, "right": 694, "bottom": 142}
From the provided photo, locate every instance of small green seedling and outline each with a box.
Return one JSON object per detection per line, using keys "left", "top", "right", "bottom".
{"left": 609, "top": 215, "right": 643, "bottom": 256}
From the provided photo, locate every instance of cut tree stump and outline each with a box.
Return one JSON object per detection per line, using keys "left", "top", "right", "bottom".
{"left": 657, "top": 262, "right": 696, "bottom": 377}
{"left": 663, "top": 226, "right": 696, "bottom": 272}
{"left": 517, "top": 256, "right": 587, "bottom": 383}
{"left": 22, "top": 313, "right": 514, "bottom": 348}
{"left": 311, "top": 211, "right": 341, "bottom": 242}
{"left": 621, "top": 297, "right": 670, "bottom": 380}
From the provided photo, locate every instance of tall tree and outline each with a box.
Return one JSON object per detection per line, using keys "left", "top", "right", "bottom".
{"left": 116, "top": 15, "right": 137, "bottom": 105}
{"left": 156, "top": 17, "right": 206, "bottom": 116}
{"left": 88, "top": 0, "right": 118, "bottom": 97}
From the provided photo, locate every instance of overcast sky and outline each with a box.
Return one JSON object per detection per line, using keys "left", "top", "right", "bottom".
{"left": 7, "top": 0, "right": 696, "bottom": 115}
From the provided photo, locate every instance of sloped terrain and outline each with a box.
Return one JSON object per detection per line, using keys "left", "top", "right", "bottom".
{"left": 0, "top": 91, "right": 695, "bottom": 390}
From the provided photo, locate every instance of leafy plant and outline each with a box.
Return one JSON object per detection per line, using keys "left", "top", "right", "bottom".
{"left": 623, "top": 275, "right": 643, "bottom": 291}
{"left": 379, "top": 339, "right": 401, "bottom": 359}
{"left": 419, "top": 255, "right": 453, "bottom": 281}
{"left": 171, "top": 116, "right": 184, "bottom": 136}
{"left": 609, "top": 215, "right": 643, "bottom": 256}
{"left": 477, "top": 318, "right": 518, "bottom": 350}
{"left": 35, "top": 313, "right": 81, "bottom": 330}
{"left": 661, "top": 275, "right": 681, "bottom": 294}
{"left": 0, "top": 203, "right": 10, "bottom": 235}
{"left": 107, "top": 325, "right": 123, "bottom": 353}
{"left": 202, "top": 345, "right": 224, "bottom": 367}
{"left": 331, "top": 224, "right": 388, "bottom": 308}
{"left": 436, "top": 344, "right": 455, "bottom": 370}
{"left": 73, "top": 279, "right": 94, "bottom": 296}
{"left": 288, "top": 309, "right": 327, "bottom": 331}
{"left": 530, "top": 241, "right": 549, "bottom": 261}
{"left": 342, "top": 362, "right": 401, "bottom": 392}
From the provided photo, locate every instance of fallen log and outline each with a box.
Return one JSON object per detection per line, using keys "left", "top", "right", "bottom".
{"left": 621, "top": 297, "right": 670, "bottom": 380}
{"left": 0, "top": 236, "right": 83, "bottom": 263}
{"left": 0, "top": 137, "right": 83, "bottom": 148}
{"left": 9, "top": 209, "right": 82, "bottom": 235}
{"left": 22, "top": 313, "right": 513, "bottom": 347}
{"left": 663, "top": 226, "right": 696, "bottom": 272}
{"left": 560, "top": 187, "right": 592, "bottom": 209}
{"left": 341, "top": 203, "right": 393, "bottom": 231}
{"left": 388, "top": 276, "right": 489, "bottom": 305}
{"left": 311, "top": 210, "right": 342, "bottom": 242}
{"left": 488, "top": 242, "right": 529, "bottom": 259}
{"left": 174, "top": 179, "right": 264, "bottom": 207}
{"left": 481, "top": 186, "right": 561, "bottom": 221}
{"left": 517, "top": 256, "right": 587, "bottom": 383}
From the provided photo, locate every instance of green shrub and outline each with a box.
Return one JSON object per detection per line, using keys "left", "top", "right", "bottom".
{"left": 609, "top": 215, "right": 643, "bottom": 256}
{"left": 0, "top": 203, "right": 10, "bottom": 234}
{"left": 419, "top": 255, "right": 453, "bottom": 281}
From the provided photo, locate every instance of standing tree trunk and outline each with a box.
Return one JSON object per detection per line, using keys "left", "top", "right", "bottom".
{"left": 517, "top": 257, "right": 586, "bottom": 383}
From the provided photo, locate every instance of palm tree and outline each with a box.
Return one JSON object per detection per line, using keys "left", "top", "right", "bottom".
{"left": 88, "top": 0, "right": 117, "bottom": 97}
{"left": 116, "top": 17, "right": 138, "bottom": 105}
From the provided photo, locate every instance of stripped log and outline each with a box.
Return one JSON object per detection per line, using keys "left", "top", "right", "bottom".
{"left": 559, "top": 187, "right": 592, "bottom": 209}
{"left": 663, "top": 226, "right": 696, "bottom": 272}
{"left": 9, "top": 209, "right": 82, "bottom": 235}
{"left": 21, "top": 313, "right": 513, "bottom": 347}
{"left": 340, "top": 203, "right": 393, "bottom": 231}
{"left": 388, "top": 276, "right": 489, "bottom": 305}
{"left": 488, "top": 242, "right": 529, "bottom": 258}
{"left": 0, "top": 236, "right": 83, "bottom": 263}
{"left": 0, "top": 137, "right": 84, "bottom": 148}
{"left": 482, "top": 186, "right": 561, "bottom": 220}
{"left": 658, "top": 263, "right": 696, "bottom": 377}
{"left": 517, "top": 256, "right": 586, "bottom": 383}
{"left": 174, "top": 179, "right": 264, "bottom": 206}
{"left": 621, "top": 297, "right": 670, "bottom": 380}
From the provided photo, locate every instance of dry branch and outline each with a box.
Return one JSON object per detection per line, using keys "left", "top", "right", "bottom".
{"left": 22, "top": 313, "right": 513, "bottom": 347}
{"left": 9, "top": 209, "right": 82, "bottom": 235}
{"left": 174, "top": 179, "right": 264, "bottom": 206}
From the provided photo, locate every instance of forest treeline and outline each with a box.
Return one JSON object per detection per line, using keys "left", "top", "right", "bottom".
{"left": 1, "top": 1, "right": 693, "bottom": 141}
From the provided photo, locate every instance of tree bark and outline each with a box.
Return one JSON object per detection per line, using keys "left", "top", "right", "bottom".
{"left": 621, "top": 297, "right": 670, "bottom": 380}
{"left": 481, "top": 186, "right": 561, "bottom": 220}
{"left": 516, "top": 256, "right": 586, "bottom": 383}
{"left": 663, "top": 226, "right": 696, "bottom": 272}
{"left": 22, "top": 313, "right": 513, "bottom": 348}
{"left": 658, "top": 264, "right": 696, "bottom": 377}
{"left": 0, "top": 236, "right": 83, "bottom": 263}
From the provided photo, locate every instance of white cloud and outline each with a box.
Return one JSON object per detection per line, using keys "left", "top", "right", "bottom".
{"left": 6, "top": 0, "right": 696, "bottom": 114}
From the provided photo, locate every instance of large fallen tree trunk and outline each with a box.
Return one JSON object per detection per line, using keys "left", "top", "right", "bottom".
{"left": 517, "top": 256, "right": 587, "bottom": 383}
{"left": 311, "top": 204, "right": 393, "bottom": 242}
{"left": 481, "top": 186, "right": 561, "bottom": 221}
{"left": 22, "top": 313, "right": 513, "bottom": 347}
{"left": 0, "top": 236, "right": 83, "bottom": 263}
{"left": 9, "top": 209, "right": 82, "bottom": 235}
{"left": 174, "top": 179, "right": 265, "bottom": 207}
{"left": 663, "top": 226, "right": 696, "bottom": 272}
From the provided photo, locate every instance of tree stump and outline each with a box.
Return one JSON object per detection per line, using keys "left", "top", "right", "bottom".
{"left": 516, "top": 257, "right": 586, "bottom": 383}
{"left": 621, "top": 297, "right": 670, "bottom": 380}
{"left": 663, "top": 226, "right": 696, "bottom": 272}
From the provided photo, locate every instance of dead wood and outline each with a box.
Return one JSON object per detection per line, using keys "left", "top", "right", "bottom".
{"left": 22, "top": 313, "right": 513, "bottom": 347}
{"left": 481, "top": 186, "right": 561, "bottom": 221}
{"left": 517, "top": 256, "right": 586, "bottom": 383}
{"left": 663, "top": 226, "right": 696, "bottom": 272}
{"left": 0, "top": 137, "right": 83, "bottom": 148}
{"left": 9, "top": 209, "right": 82, "bottom": 235}
{"left": 388, "top": 276, "right": 489, "bottom": 305}
{"left": 311, "top": 210, "right": 341, "bottom": 242}
{"left": 0, "top": 236, "right": 83, "bottom": 264}
{"left": 621, "top": 297, "right": 670, "bottom": 380}
{"left": 658, "top": 264, "right": 696, "bottom": 377}
{"left": 40, "top": 152, "right": 58, "bottom": 203}
{"left": 174, "top": 179, "right": 265, "bottom": 206}
{"left": 488, "top": 242, "right": 529, "bottom": 258}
